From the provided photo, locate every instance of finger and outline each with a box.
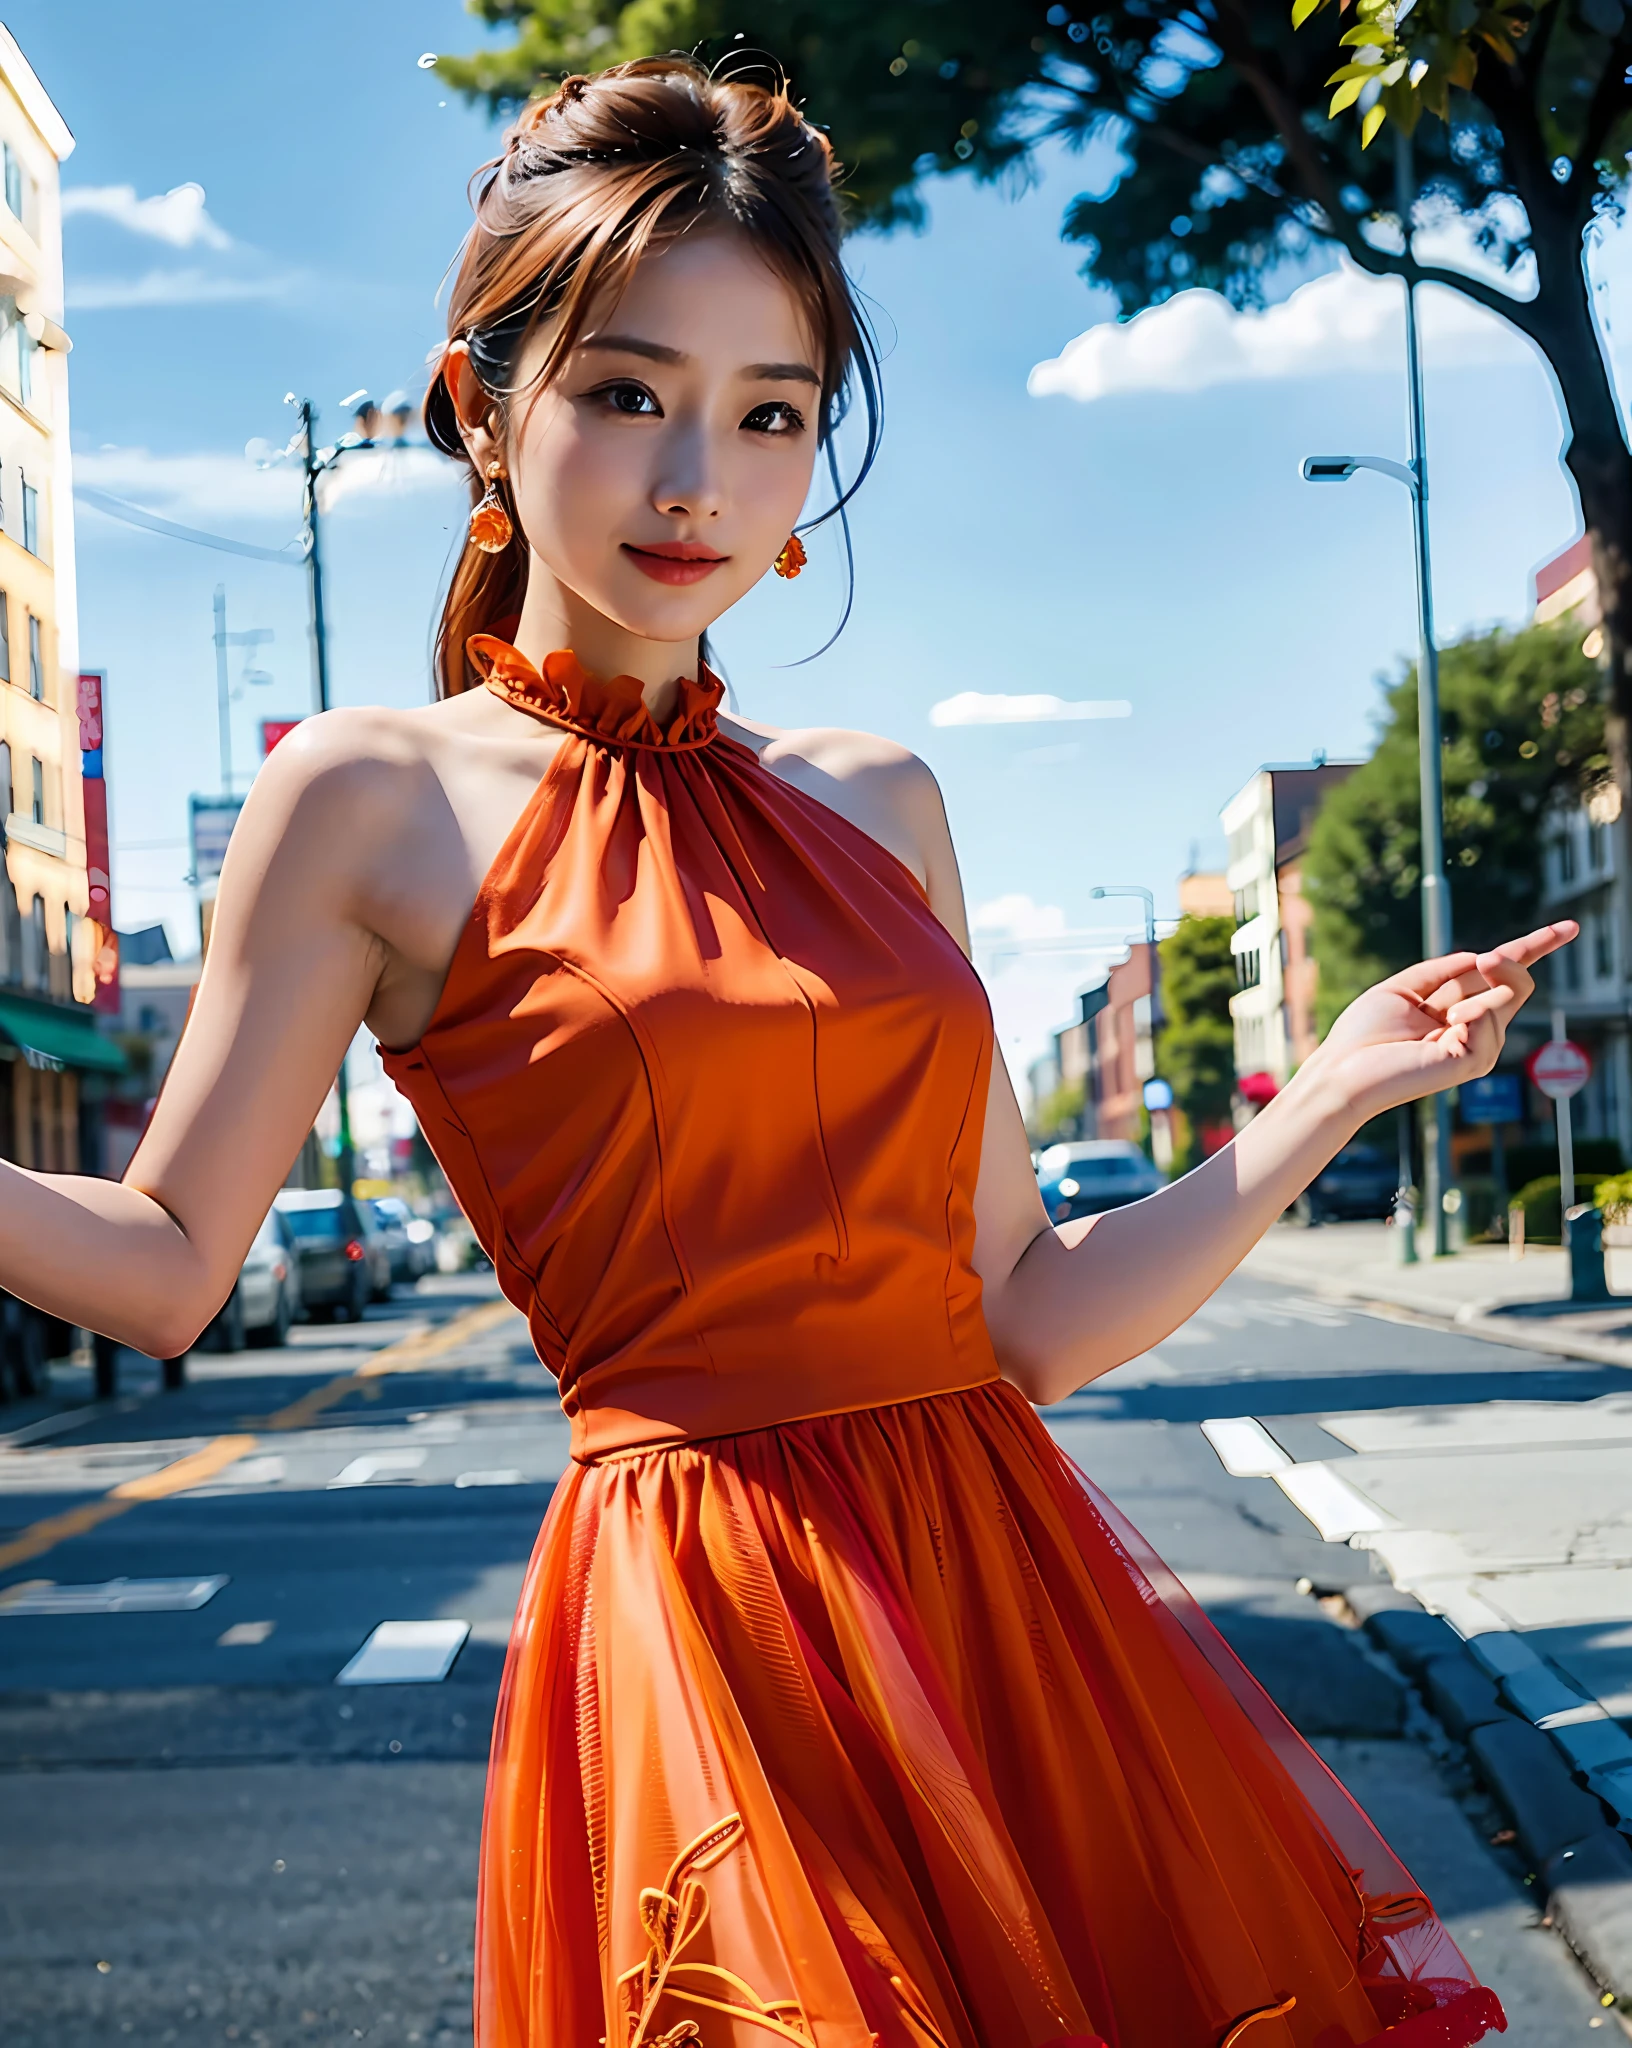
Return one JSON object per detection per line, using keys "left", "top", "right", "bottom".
{"left": 1380, "top": 951, "right": 1481, "bottom": 1002}
{"left": 1474, "top": 921, "right": 1578, "bottom": 974}
{"left": 1445, "top": 982, "right": 1520, "bottom": 1029}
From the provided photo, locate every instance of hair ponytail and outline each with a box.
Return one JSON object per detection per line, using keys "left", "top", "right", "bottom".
{"left": 426, "top": 54, "right": 880, "bottom": 696}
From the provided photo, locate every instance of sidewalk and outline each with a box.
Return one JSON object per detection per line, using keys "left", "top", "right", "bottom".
{"left": 1244, "top": 1220, "right": 1632, "bottom": 1367}
{"left": 1226, "top": 1222, "right": 1632, "bottom": 2006}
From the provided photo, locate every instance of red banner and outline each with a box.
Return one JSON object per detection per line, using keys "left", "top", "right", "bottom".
{"left": 76, "top": 670, "right": 104, "bottom": 754}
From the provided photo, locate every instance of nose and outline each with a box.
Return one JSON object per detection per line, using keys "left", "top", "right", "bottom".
{"left": 650, "top": 415, "right": 723, "bottom": 523}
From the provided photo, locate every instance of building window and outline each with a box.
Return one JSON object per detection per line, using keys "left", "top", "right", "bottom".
{"left": 26, "top": 611, "right": 40, "bottom": 699}
{"left": 29, "top": 754, "right": 42, "bottom": 826}
{"left": 1595, "top": 914, "right": 1614, "bottom": 982}
{"left": 1236, "top": 948, "right": 1261, "bottom": 991}
{"left": 0, "top": 591, "right": 11, "bottom": 684}
{"left": 26, "top": 893, "right": 43, "bottom": 991}
{"left": 16, "top": 325, "right": 30, "bottom": 410}
{"left": 1558, "top": 832, "right": 1578, "bottom": 885}
{"left": 1591, "top": 821, "right": 1608, "bottom": 871}
{"left": 0, "top": 740, "right": 11, "bottom": 815}
{"left": 21, "top": 481, "right": 37, "bottom": 557}
{"left": 2, "top": 145, "right": 20, "bottom": 223}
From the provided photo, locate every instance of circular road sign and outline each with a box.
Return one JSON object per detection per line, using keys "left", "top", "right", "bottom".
{"left": 1527, "top": 1038, "right": 1592, "bottom": 1101}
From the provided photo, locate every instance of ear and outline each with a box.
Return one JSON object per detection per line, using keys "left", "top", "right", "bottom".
{"left": 444, "top": 341, "right": 505, "bottom": 476}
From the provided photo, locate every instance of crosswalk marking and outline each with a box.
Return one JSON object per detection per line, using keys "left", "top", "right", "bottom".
{"left": 336, "top": 1618, "right": 470, "bottom": 1685}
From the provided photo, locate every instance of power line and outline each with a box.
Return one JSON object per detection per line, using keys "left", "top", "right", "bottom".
{"left": 74, "top": 484, "right": 309, "bottom": 566}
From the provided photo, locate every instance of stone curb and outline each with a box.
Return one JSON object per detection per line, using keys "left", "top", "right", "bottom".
{"left": 1355, "top": 1592, "right": 1632, "bottom": 2003}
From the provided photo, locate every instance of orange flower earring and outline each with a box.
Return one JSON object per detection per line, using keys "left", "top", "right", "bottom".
{"left": 774, "top": 532, "right": 806, "bottom": 579}
{"left": 468, "top": 461, "right": 513, "bottom": 554}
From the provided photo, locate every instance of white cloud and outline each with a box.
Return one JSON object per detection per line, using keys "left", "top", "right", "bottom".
{"left": 72, "top": 443, "right": 455, "bottom": 526}
{"left": 971, "top": 893, "right": 1068, "bottom": 941}
{"left": 66, "top": 267, "right": 307, "bottom": 311}
{"left": 930, "top": 691, "right": 1132, "bottom": 727}
{"left": 62, "top": 182, "right": 231, "bottom": 250}
{"left": 1027, "top": 258, "right": 1534, "bottom": 405}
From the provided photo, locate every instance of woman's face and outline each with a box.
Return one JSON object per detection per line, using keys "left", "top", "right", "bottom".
{"left": 500, "top": 231, "right": 823, "bottom": 646}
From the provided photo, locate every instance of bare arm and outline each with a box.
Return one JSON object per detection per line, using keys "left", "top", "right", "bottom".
{"left": 0, "top": 719, "right": 403, "bottom": 1357}
{"left": 900, "top": 758, "right": 1576, "bottom": 1406}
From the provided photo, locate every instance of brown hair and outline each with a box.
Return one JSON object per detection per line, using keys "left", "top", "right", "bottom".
{"left": 426, "top": 55, "right": 881, "bottom": 696}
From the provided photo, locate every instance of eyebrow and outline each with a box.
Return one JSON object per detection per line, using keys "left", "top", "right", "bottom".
{"left": 581, "top": 333, "right": 821, "bottom": 387}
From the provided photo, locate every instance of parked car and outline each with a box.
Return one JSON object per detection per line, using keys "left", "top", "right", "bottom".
{"left": 1036, "top": 1140, "right": 1165, "bottom": 1222}
{"left": 272, "top": 1190, "right": 388, "bottom": 1320}
{"left": 1293, "top": 1143, "right": 1400, "bottom": 1225}
{"left": 369, "top": 1196, "right": 436, "bottom": 1285}
{"left": 206, "top": 1207, "right": 302, "bottom": 1351}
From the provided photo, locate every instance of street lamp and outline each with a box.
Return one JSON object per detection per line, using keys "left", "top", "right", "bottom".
{"left": 1301, "top": 137, "right": 1455, "bottom": 1255}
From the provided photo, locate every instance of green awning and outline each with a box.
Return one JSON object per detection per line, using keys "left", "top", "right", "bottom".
{"left": 0, "top": 994, "right": 126, "bottom": 1073}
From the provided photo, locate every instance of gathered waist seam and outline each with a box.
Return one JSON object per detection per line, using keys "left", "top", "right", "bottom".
{"left": 569, "top": 1371, "right": 1009, "bottom": 1466}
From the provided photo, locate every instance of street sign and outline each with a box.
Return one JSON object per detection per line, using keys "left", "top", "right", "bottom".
{"left": 1460, "top": 1072, "right": 1524, "bottom": 1125}
{"left": 261, "top": 717, "right": 303, "bottom": 757}
{"left": 1143, "top": 1077, "right": 1174, "bottom": 1112}
{"left": 1527, "top": 1038, "right": 1592, "bottom": 1102}
{"left": 189, "top": 793, "right": 244, "bottom": 883}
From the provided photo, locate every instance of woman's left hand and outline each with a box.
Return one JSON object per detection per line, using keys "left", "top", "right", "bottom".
{"left": 1308, "top": 921, "right": 1578, "bottom": 1125}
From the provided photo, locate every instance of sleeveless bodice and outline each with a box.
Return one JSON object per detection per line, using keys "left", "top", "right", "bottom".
{"left": 382, "top": 639, "right": 1000, "bottom": 1459}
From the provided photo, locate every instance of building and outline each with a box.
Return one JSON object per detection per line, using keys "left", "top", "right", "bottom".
{"left": 99, "top": 931, "right": 201, "bottom": 1177}
{"left": 1033, "top": 942, "right": 1161, "bottom": 1148}
{"left": 1221, "top": 761, "right": 1357, "bottom": 1091}
{"left": 0, "top": 35, "right": 122, "bottom": 1172}
{"left": 1177, "top": 869, "right": 1232, "bottom": 920}
{"left": 1524, "top": 533, "right": 1630, "bottom": 1155}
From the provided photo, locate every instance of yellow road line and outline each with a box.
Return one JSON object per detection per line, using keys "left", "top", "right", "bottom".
{"left": 0, "top": 1434, "right": 257, "bottom": 1572}
{"left": 260, "top": 1297, "right": 521, "bottom": 1431}
{"left": 0, "top": 1296, "right": 525, "bottom": 1575}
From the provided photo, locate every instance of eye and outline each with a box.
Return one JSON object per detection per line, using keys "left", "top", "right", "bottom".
{"left": 742, "top": 400, "right": 806, "bottom": 437}
{"left": 593, "top": 380, "right": 662, "bottom": 417}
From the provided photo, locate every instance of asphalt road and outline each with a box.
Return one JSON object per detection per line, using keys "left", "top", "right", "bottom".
{"left": 0, "top": 1270, "right": 1621, "bottom": 2044}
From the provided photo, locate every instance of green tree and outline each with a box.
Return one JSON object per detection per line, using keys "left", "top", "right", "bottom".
{"left": 1156, "top": 913, "right": 1236, "bottom": 1171}
{"left": 441, "top": 2, "right": 1632, "bottom": 873}
{"left": 1303, "top": 620, "right": 1606, "bottom": 1028}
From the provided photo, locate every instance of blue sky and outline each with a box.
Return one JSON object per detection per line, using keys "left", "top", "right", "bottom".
{"left": 12, "top": 2, "right": 1606, "bottom": 1082}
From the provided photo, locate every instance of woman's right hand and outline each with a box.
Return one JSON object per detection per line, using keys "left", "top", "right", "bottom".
{"left": 1306, "top": 922, "right": 1576, "bottom": 1128}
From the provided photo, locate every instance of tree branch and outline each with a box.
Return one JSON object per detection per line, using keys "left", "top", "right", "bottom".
{"left": 1574, "top": 29, "right": 1632, "bottom": 185}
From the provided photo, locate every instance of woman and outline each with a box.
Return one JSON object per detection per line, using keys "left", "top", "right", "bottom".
{"left": 27, "top": 55, "right": 1564, "bottom": 2048}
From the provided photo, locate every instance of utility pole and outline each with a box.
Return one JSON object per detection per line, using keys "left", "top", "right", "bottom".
{"left": 212, "top": 585, "right": 233, "bottom": 795}
{"left": 297, "top": 397, "right": 333, "bottom": 716}
{"left": 1398, "top": 132, "right": 1456, "bottom": 1259}
{"left": 292, "top": 394, "right": 351, "bottom": 1190}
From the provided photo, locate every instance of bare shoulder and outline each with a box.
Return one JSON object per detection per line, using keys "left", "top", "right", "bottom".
{"left": 727, "top": 713, "right": 943, "bottom": 814}
{"left": 722, "top": 713, "right": 965, "bottom": 939}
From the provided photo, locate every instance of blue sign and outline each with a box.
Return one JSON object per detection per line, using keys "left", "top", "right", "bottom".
{"left": 1461, "top": 1072, "right": 1524, "bottom": 1125}
{"left": 1143, "top": 1077, "right": 1175, "bottom": 1113}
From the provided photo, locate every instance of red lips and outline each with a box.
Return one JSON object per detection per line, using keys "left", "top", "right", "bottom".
{"left": 622, "top": 540, "right": 729, "bottom": 587}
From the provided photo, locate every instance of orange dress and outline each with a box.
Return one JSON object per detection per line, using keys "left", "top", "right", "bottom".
{"left": 383, "top": 640, "right": 1504, "bottom": 2048}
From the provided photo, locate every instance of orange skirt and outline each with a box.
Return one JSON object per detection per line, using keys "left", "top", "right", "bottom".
{"left": 476, "top": 1382, "right": 1503, "bottom": 2048}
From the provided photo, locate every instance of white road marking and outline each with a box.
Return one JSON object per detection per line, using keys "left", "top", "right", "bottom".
{"left": 0, "top": 1575, "right": 229, "bottom": 1615}
{"left": 217, "top": 1620, "right": 276, "bottom": 1646}
{"left": 454, "top": 1469, "right": 525, "bottom": 1487}
{"left": 327, "top": 1449, "right": 428, "bottom": 1488}
{"left": 336, "top": 1618, "right": 470, "bottom": 1685}
{"left": 1200, "top": 1417, "right": 1293, "bottom": 1477}
{"left": 1272, "top": 1464, "right": 1391, "bottom": 1541}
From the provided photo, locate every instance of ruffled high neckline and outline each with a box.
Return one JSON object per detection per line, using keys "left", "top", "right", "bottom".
{"left": 469, "top": 636, "right": 722, "bottom": 752}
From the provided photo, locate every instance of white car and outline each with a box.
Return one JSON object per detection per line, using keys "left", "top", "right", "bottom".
{"left": 207, "top": 1208, "right": 302, "bottom": 1351}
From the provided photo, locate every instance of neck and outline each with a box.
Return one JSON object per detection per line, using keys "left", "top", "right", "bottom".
{"left": 511, "top": 555, "right": 698, "bottom": 722}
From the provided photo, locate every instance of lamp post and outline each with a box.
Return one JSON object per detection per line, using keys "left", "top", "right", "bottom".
{"left": 1301, "top": 135, "right": 1455, "bottom": 1254}
{"left": 267, "top": 387, "right": 416, "bottom": 1194}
